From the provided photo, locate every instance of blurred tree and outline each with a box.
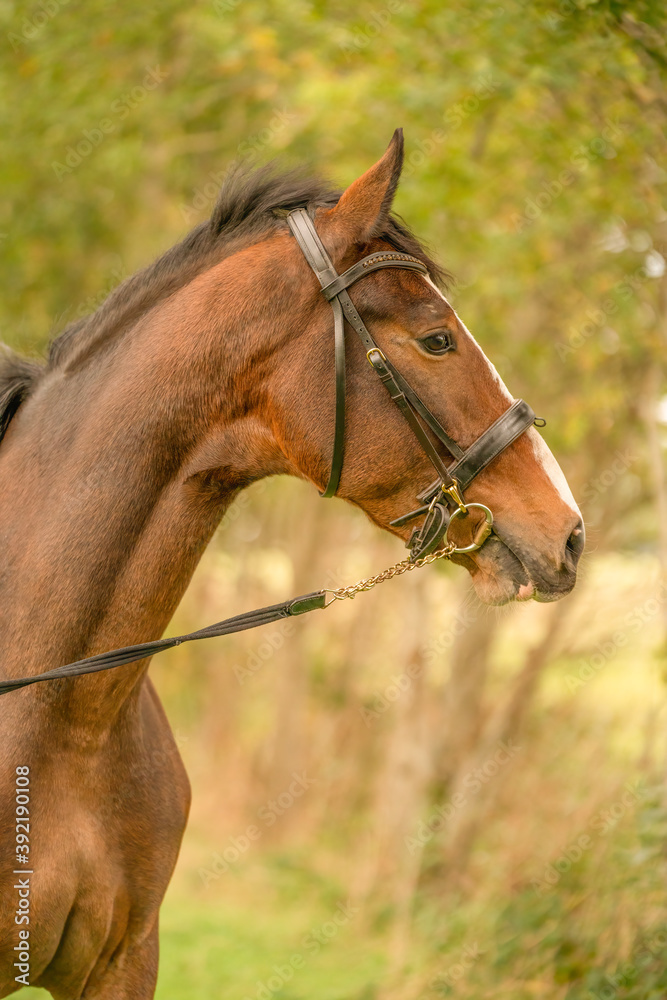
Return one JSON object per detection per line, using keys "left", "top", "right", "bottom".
{"left": 2, "top": 0, "right": 667, "bottom": 979}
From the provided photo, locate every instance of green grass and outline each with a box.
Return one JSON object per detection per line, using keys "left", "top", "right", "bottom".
{"left": 16, "top": 863, "right": 387, "bottom": 1000}
{"left": 155, "top": 862, "right": 386, "bottom": 1000}
{"left": 15, "top": 801, "right": 667, "bottom": 1000}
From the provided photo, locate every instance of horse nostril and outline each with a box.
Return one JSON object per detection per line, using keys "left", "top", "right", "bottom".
{"left": 565, "top": 519, "right": 585, "bottom": 568}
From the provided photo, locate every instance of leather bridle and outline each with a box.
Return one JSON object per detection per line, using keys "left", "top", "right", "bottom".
{"left": 0, "top": 209, "right": 545, "bottom": 697}
{"left": 286, "top": 208, "right": 540, "bottom": 561}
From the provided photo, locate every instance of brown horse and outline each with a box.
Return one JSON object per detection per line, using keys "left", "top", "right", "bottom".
{"left": 0, "top": 132, "right": 583, "bottom": 999}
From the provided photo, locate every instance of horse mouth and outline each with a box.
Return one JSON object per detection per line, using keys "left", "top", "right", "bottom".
{"left": 455, "top": 530, "right": 576, "bottom": 606}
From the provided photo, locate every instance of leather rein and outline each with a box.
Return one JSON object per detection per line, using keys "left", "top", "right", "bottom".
{"left": 0, "top": 210, "right": 540, "bottom": 697}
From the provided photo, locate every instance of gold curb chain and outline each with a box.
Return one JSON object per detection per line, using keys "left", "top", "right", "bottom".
{"left": 327, "top": 542, "right": 455, "bottom": 602}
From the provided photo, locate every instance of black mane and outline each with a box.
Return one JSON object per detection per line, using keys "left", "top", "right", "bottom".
{"left": 48, "top": 162, "right": 446, "bottom": 370}
{"left": 1, "top": 162, "right": 447, "bottom": 439}
{"left": 0, "top": 350, "right": 43, "bottom": 444}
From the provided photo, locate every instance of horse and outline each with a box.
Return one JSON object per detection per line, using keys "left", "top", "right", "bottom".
{"left": 0, "top": 130, "right": 583, "bottom": 999}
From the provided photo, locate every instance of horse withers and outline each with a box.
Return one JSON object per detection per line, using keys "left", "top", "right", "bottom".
{"left": 0, "top": 131, "right": 583, "bottom": 999}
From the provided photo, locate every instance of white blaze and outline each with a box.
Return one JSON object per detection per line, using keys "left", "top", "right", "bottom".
{"left": 421, "top": 275, "right": 581, "bottom": 518}
{"left": 452, "top": 311, "right": 513, "bottom": 404}
{"left": 527, "top": 428, "right": 581, "bottom": 517}
{"left": 422, "top": 276, "right": 512, "bottom": 401}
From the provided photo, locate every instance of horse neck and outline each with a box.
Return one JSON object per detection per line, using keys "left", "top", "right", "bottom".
{"left": 0, "top": 247, "right": 294, "bottom": 732}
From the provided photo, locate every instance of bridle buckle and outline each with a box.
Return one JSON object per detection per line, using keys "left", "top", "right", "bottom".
{"left": 366, "top": 347, "right": 387, "bottom": 366}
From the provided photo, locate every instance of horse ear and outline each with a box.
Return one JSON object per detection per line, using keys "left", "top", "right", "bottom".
{"left": 321, "top": 129, "right": 404, "bottom": 249}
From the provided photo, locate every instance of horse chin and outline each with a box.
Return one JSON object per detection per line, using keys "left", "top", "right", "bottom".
{"left": 459, "top": 534, "right": 576, "bottom": 606}
{"left": 455, "top": 536, "right": 537, "bottom": 607}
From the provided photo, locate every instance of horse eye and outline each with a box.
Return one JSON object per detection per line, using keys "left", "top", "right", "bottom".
{"left": 418, "top": 331, "right": 455, "bottom": 355}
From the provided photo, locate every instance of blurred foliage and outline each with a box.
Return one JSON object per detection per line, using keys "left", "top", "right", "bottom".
{"left": 1, "top": 0, "right": 666, "bottom": 470}
{"left": 4, "top": 1, "right": 667, "bottom": 998}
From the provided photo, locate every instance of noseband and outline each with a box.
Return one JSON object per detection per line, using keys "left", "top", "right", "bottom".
{"left": 287, "top": 209, "right": 540, "bottom": 561}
